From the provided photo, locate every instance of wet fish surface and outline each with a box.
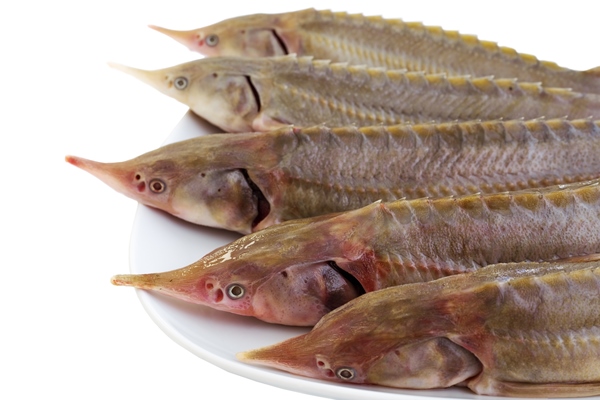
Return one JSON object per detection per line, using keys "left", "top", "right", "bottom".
{"left": 151, "top": 8, "right": 600, "bottom": 94}
{"left": 67, "top": 119, "right": 600, "bottom": 233}
{"left": 110, "top": 55, "right": 600, "bottom": 133}
{"left": 238, "top": 257, "right": 600, "bottom": 397}
{"left": 111, "top": 180, "right": 600, "bottom": 326}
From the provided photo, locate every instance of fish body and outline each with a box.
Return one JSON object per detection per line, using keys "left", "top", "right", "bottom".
{"left": 110, "top": 55, "right": 600, "bottom": 133}
{"left": 151, "top": 8, "right": 600, "bottom": 94}
{"left": 112, "top": 180, "right": 600, "bottom": 325}
{"left": 238, "top": 258, "right": 600, "bottom": 397}
{"left": 68, "top": 119, "right": 600, "bottom": 233}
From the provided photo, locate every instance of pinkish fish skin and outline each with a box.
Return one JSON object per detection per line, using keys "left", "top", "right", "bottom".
{"left": 151, "top": 8, "right": 600, "bottom": 94}
{"left": 67, "top": 119, "right": 600, "bottom": 234}
{"left": 109, "top": 55, "right": 600, "bottom": 133}
{"left": 111, "top": 180, "right": 600, "bottom": 326}
{"left": 237, "top": 257, "right": 600, "bottom": 397}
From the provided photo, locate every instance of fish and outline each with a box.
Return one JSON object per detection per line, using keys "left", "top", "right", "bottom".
{"left": 66, "top": 118, "right": 600, "bottom": 234}
{"left": 109, "top": 55, "right": 600, "bottom": 133}
{"left": 237, "top": 256, "right": 600, "bottom": 397}
{"left": 111, "top": 179, "right": 600, "bottom": 326}
{"left": 149, "top": 8, "right": 600, "bottom": 95}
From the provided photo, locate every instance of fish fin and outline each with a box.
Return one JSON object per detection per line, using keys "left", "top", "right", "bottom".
{"left": 252, "top": 113, "right": 289, "bottom": 132}
{"left": 469, "top": 375, "right": 600, "bottom": 397}
{"left": 556, "top": 253, "right": 600, "bottom": 263}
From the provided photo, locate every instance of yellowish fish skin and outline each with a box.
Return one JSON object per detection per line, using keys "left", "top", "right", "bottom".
{"left": 111, "top": 55, "right": 600, "bottom": 133}
{"left": 237, "top": 257, "right": 600, "bottom": 397}
{"left": 152, "top": 8, "right": 600, "bottom": 94}
{"left": 111, "top": 180, "right": 600, "bottom": 326}
{"left": 68, "top": 119, "right": 600, "bottom": 234}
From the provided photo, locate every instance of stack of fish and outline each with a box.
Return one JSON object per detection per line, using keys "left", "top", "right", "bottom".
{"left": 67, "top": 9, "right": 600, "bottom": 397}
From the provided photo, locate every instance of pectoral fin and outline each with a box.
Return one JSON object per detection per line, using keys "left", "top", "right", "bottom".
{"left": 252, "top": 112, "right": 290, "bottom": 131}
{"left": 468, "top": 374, "right": 600, "bottom": 398}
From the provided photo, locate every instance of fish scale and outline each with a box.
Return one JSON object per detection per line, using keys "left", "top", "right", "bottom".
{"left": 360, "top": 187, "right": 598, "bottom": 288}
{"left": 290, "top": 10, "right": 599, "bottom": 91}
{"left": 151, "top": 8, "right": 600, "bottom": 95}
{"left": 459, "top": 267, "right": 600, "bottom": 392}
{"left": 111, "top": 55, "right": 600, "bottom": 133}
{"left": 273, "top": 120, "right": 599, "bottom": 219}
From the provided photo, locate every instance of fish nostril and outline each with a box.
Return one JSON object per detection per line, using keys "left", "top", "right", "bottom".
{"left": 215, "top": 288, "right": 223, "bottom": 303}
{"left": 137, "top": 182, "right": 146, "bottom": 192}
{"left": 325, "top": 370, "right": 334, "bottom": 378}
{"left": 135, "top": 174, "right": 141, "bottom": 181}
{"left": 206, "top": 282, "right": 214, "bottom": 290}
{"left": 317, "top": 361, "right": 325, "bottom": 367}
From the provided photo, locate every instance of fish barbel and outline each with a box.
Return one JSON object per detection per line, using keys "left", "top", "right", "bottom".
{"left": 109, "top": 55, "right": 600, "bottom": 133}
{"left": 111, "top": 180, "right": 600, "bottom": 326}
{"left": 67, "top": 119, "right": 600, "bottom": 234}
{"left": 238, "top": 256, "right": 600, "bottom": 397}
{"left": 150, "top": 8, "right": 600, "bottom": 94}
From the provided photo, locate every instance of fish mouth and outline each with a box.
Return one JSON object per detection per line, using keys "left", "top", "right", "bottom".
{"left": 241, "top": 169, "right": 271, "bottom": 229}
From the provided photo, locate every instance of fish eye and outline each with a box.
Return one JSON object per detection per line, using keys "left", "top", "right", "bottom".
{"left": 205, "top": 34, "right": 219, "bottom": 47}
{"left": 149, "top": 179, "right": 166, "bottom": 193}
{"left": 174, "top": 76, "right": 188, "bottom": 90}
{"left": 226, "top": 284, "right": 245, "bottom": 299}
{"left": 336, "top": 367, "right": 355, "bottom": 381}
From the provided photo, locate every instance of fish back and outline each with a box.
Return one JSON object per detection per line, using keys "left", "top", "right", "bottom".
{"left": 287, "top": 9, "right": 600, "bottom": 94}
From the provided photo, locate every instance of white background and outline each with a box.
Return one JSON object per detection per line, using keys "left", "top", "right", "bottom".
{"left": 2, "top": 1, "right": 599, "bottom": 399}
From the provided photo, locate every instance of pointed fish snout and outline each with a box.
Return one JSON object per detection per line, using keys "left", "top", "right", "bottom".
{"left": 65, "top": 154, "right": 131, "bottom": 196}
{"left": 65, "top": 155, "right": 107, "bottom": 176}
{"left": 107, "top": 61, "right": 139, "bottom": 75}
{"left": 149, "top": 25, "right": 197, "bottom": 49}
{"left": 236, "top": 335, "right": 319, "bottom": 378}
{"left": 111, "top": 273, "right": 159, "bottom": 289}
{"left": 107, "top": 62, "right": 165, "bottom": 91}
{"left": 110, "top": 265, "right": 231, "bottom": 311}
{"left": 65, "top": 154, "right": 85, "bottom": 168}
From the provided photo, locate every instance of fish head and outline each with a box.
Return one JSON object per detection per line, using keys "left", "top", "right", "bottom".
{"left": 239, "top": 282, "right": 480, "bottom": 388}
{"left": 65, "top": 136, "right": 259, "bottom": 233}
{"left": 109, "top": 59, "right": 262, "bottom": 132}
{"left": 149, "top": 11, "right": 298, "bottom": 57}
{"left": 238, "top": 334, "right": 367, "bottom": 382}
{"left": 111, "top": 215, "right": 364, "bottom": 325}
{"left": 238, "top": 326, "right": 478, "bottom": 388}
{"left": 236, "top": 294, "right": 389, "bottom": 382}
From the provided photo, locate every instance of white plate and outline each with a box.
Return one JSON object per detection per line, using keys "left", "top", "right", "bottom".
{"left": 129, "top": 111, "right": 495, "bottom": 400}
